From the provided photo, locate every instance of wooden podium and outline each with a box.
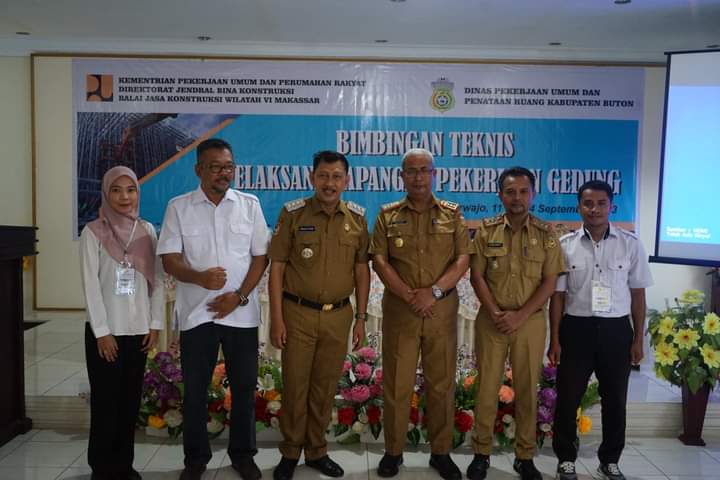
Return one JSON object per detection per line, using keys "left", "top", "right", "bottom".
{"left": 0, "top": 226, "right": 37, "bottom": 446}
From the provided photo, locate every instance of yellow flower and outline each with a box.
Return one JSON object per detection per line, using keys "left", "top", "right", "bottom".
{"left": 703, "top": 313, "right": 720, "bottom": 335}
{"left": 148, "top": 415, "right": 166, "bottom": 429}
{"left": 575, "top": 407, "right": 581, "bottom": 421}
{"left": 657, "top": 316, "right": 676, "bottom": 336}
{"left": 701, "top": 344, "right": 720, "bottom": 369}
{"left": 655, "top": 342, "right": 679, "bottom": 366}
{"left": 577, "top": 415, "right": 592, "bottom": 434}
{"left": 673, "top": 329, "right": 700, "bottom": 349}
{"left": 679, "top": 289, "right": 705, "bottom": 305}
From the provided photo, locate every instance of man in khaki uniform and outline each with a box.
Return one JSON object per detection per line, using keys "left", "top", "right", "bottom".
{"left": 269, "top": 151, "right": 370, "bottom": 480}
{"left": 370, "top": 148, "right": 472, "bottom": 480}
{"left": 468, "top": 166, "right": 565, "bottom": 480}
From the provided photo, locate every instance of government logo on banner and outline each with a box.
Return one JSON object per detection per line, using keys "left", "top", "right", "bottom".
{"left": 86, "top": 74, "right": 114, "bottom": 102}
{"left": 430, "top": 77, "right": 455, "bottom": 112}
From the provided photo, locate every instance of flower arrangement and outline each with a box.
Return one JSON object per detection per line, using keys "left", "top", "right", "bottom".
{"left": 255, "top": 354, "right": 283, "bottom": 431}
{"left": 332, "top": 337, "right": 384, "bottom": 443}
{"left": 648, "top": 289, "right": 720, "bottom": 394}
{"left": 138, "top": 351, "right": 186, "bottom": 437}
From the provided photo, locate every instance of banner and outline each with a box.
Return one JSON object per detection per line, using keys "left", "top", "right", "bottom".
{"left": 73, "top": 59, "right": 644, "bottom": 235}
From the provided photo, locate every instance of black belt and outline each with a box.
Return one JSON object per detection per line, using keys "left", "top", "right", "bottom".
{"left": 282, "top": 292, "right": 350, "bottom": 312}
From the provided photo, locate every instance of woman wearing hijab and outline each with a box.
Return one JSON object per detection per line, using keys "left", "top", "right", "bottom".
{"left": 80, "top": 166, "right": 165, "bottom": 480}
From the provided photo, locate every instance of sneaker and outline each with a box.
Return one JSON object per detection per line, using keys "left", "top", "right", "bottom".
{"left": 513, "top": 458, "right": 542, "bottom": 480}
{"left": 428, "top": 454, "right": 461, "bottom": 480}
{"left": 466, "top": 454, "right": 490, "bottom": 480}
{"left": 596, "top": 463, "right": 625, "bottom": 480}
{"left": 556, "top": 461, "right": 577, "bottom": 480}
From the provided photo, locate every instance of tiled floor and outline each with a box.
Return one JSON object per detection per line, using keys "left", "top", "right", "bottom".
{"left": 2, "top": 430, "right": 720, "bottom": 480}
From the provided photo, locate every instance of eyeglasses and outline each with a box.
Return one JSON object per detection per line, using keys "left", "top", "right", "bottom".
{"left": 403, "top": 168, "right": 435, "bottom": 178}
{"left": 206, "top": 164, "right": 236, "bottom": 174}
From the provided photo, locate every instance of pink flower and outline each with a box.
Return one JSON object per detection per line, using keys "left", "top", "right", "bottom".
{"left": 357, "top": 346, "right": 378, "bottom": 362}
{"left": 374, "top": 368, "right": 383, "bottom": 384}
{"left": 342, "top": 360, "right": 352, "bottom": 374}
{"left": 369, "top": 384, "right": 383, "bottom": 397}
{"left": 340, "top": 388, "right": 353, "bottom": 401}
{"left": 354, "top": 363, "right": 372, "bottom": 380}
{"left": 350, "top": 385, "right": 371, "bottom": 403}
{"left": 499, "top": 385, "right": 515, "bottom": 403}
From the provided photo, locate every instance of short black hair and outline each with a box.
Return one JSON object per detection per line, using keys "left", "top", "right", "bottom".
{"left": 577, "top": 180, "right": 613, "bottom": 202}
{"left": 196, "top": 138, "right": 233, "bottom": 164}
{"left": 313, "top": 150, "right": 349, "bottom": 173}
{"left": 498, "top": 166, "right": 535, "bottom": 191}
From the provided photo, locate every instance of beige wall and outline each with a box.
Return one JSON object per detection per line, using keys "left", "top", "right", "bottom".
{"left": 1, "top": 56, "right": 710, "bottom": 310}
{"left": 0, "top": 57, "right": 32, "bottom": 226}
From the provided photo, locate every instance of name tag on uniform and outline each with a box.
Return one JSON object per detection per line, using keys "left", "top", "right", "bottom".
{"left": 298, "top": 225, "right": 316, "bottom": 232}
{"left": 115, "top": 260, "right": 136, "bottom": 296}
{"left": 591, "top": 280, "right": 611, "bottom": 313}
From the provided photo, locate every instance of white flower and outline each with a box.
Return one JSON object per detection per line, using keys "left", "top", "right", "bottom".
{"left": 407, "top": 422, "right": 415, "bottom": 432}
{"left": 505, "top": 422, "right": 516, "bottom": 439}
{"left": 270, "top": 417, "right": 280, "bottom": 429}
{"left": 207, "top": 418, "right": 224, "bottom": 434}
{"left": 257, "top": 373, "right": 275, "bottom": 392}
{"left": 352, "top": 421, "right": 366, "bottom": 434}
{"left": 268, "top": 400, "right": 282, "bottom": 415}
{"left": 358, "top": 412, "right": 369, "bottom": 424}
{"left": 502, "top": 414, "right": 514, "bottom": 424}
{"left": 539, "top": 423, "right": 552, "bottom": 433}
{"left": 331, "top": 408, "right": 338, "bottom": 426}
{"left": 164, "top": 409, "right": 183, "bottom": 428}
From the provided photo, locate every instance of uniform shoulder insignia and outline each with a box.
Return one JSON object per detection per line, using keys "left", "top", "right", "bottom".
{"left": 284, "top": 198, "right": 306, "bottom": 213}
{"left": 482, "top": 215, "right": 503, "bottom": 226}
{"left": 346, "top": 201, "right": 366, "bottom": 216}
{"left": 529, "top": 216, "right": 551, "bottom": 232}
{"left": 439, "top": 199, "right": 459, "bottom": 211}
{"left": 381, "top": 200, "right": 402, "bottom": 212}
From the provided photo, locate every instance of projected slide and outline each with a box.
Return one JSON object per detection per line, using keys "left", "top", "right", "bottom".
{"left": 654, "top": 50, "right": 720, "bottom": 266}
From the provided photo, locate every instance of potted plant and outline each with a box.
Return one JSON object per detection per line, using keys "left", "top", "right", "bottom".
{"left": 647, "top": 289, "right": 720, "bottom": 446}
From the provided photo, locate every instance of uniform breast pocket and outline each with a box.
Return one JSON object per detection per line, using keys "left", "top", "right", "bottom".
{"left": 483, "top": 247, "right": 508, "bottom": 276}
{"left": 429, "top": 221, "right": 456, "bottom": 257}
{"left": 294, "top": 231, "right": 321, "bottom": 267}
{"left": 181, "top": 228, "right": 208, "bottom": 266}
{"left": 339, "top": 233, "right": 360, "bottom": 264}
{"left": 387, "top": 228, "right": 413, "bottom": 258}
{"left": 608, "top": 257, "right": 631, "bottom": 286}
{"left": 229, "top": 223, "right": 252, "bottom": 257}
{"left": 523, "top": 248, "right": 545, "bottom": 279}
{"left": 567, "top": 259, "right": 588, "bottom": 292}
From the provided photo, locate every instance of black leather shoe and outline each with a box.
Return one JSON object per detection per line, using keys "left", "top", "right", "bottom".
{"left": 273, "top": 457, "right": 299, "bottom": 480}
{"left": 305, "top": 455, "right": 344, "bottom": 477}
{"left": 429, "top": 454, "right": 461, "bottom": 480}
{"left": 180, "top": 464, "right": 207, "bottom": 480}
{"left": 513, "top": 458, "right": 542, "bottom": 480}
{"left": 467, "top": 454, "right": 490, "bottom": 480}
{"left": 377, "top": 453, "right": 403, "bottom": 478}
{"left": 233, "top": 457, "right": 262, "bottom": 480}
{"left": 126, "top": 468, "right": 142, "bottom": 480}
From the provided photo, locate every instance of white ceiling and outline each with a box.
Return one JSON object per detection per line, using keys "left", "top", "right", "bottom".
{"left": 1, "top": 0, "right": 719, "bottom": 62}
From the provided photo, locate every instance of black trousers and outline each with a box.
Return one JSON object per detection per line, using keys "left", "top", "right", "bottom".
{"left": 180, "top": 322, "right": 258, "bottom": 467}
{"left": 85, "top": 323, "right": 147, "bottom": 476}
{"left": 552, "top": 314, "right": 633, "bottom": 464}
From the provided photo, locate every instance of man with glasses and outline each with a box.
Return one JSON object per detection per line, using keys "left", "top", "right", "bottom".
{"left": 268, "top": 150, "right": 370, "bottom": 480}
{"left": 158, "top": 138, "right": 270, "bottom": 480}
{"left": 370, "top": 148, "right": 472, "bottom": 480}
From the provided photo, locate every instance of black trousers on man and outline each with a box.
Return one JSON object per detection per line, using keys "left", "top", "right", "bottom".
{"left": 180, "top": 322, "right": 258, "bottom": 467}
{"left": 552, "top": 315, "right": 633, "bottom": 464}
{"left": 85, "top": 323, "right": 147, "bottom": 477}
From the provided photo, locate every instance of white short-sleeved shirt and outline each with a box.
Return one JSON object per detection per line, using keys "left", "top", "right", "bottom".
{"left": 80, "top": 221, "right": 166, "bottom": 337}
{"left": 157, "top": 187, "right": 269, "bottom": 331}
{"left": 555, "top": 223, "right": 653, "bottom": 317}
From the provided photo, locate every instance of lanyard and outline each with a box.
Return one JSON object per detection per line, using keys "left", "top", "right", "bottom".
{"left": 107, "top": 218, "right": 138, "bottom": 259}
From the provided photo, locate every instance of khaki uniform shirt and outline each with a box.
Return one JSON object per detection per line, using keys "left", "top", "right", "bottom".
{"left": 369, "top": 196, "right": 473, "bottom": 288}
{"left": 472, "top": 213, "right": 565, "bottom": 310}
{"left": 268, "top": 196, "right": 369, "bottom": 304}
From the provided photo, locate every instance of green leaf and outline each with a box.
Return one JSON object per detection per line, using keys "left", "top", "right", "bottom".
{"left": 452, "top": 429, "right": 465, "bottom": 449}
{"left": 687, "top": 373, "right": 702, "bottom": 394}
{"left": 255, "top": 421, "right": 266, "bottom": 433}
{"left": 407, "top": 428, "right": 420, "bottom": 447}
{"left": 370, "top": 422, "right": 382, "bottom": 440}
{"left": 338, "top": 433, "right": 360, "bottom": 445}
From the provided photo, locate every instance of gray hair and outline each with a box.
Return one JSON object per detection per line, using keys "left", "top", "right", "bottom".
{"left": 401, "top": 148, "right": 434, "bottom": 169}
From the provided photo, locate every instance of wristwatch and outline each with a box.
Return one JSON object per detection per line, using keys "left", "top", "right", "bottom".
{"left": 235, "top": 288, "right": 249, "bottom": 307}
{"left": 431, "top": 284, "right": 443, "bottom": 300}
{"left": 355, "top": 312, "right": 368, "bottom": 321}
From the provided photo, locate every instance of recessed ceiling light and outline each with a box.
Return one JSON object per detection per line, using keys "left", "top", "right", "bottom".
{"left": 15, "top": 31, "right": 31, "bottom": 35}
{"left": 375, "top": 39, "right": 389, "bottom": 43}
{"left": 197, "top": 35, "right": 211, "bottom": 41}
{"left": 548, "top": 42, "right": 562, "bottom": 46}
{"left": 614, "top": 0, "right": 631, "bottom": 4}
{"left": 707, "top": 44, "right": 719, "bottom": 49}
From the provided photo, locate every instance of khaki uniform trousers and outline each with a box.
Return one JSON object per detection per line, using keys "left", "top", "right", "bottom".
{"left": 279, "top": 299, "right": 353, "bottom": 460}
{"left": 382, "top": 291, "right": 458, "bottom": 455}
{"left": 472, "top": 309, "right": 546, "bottom": 459}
